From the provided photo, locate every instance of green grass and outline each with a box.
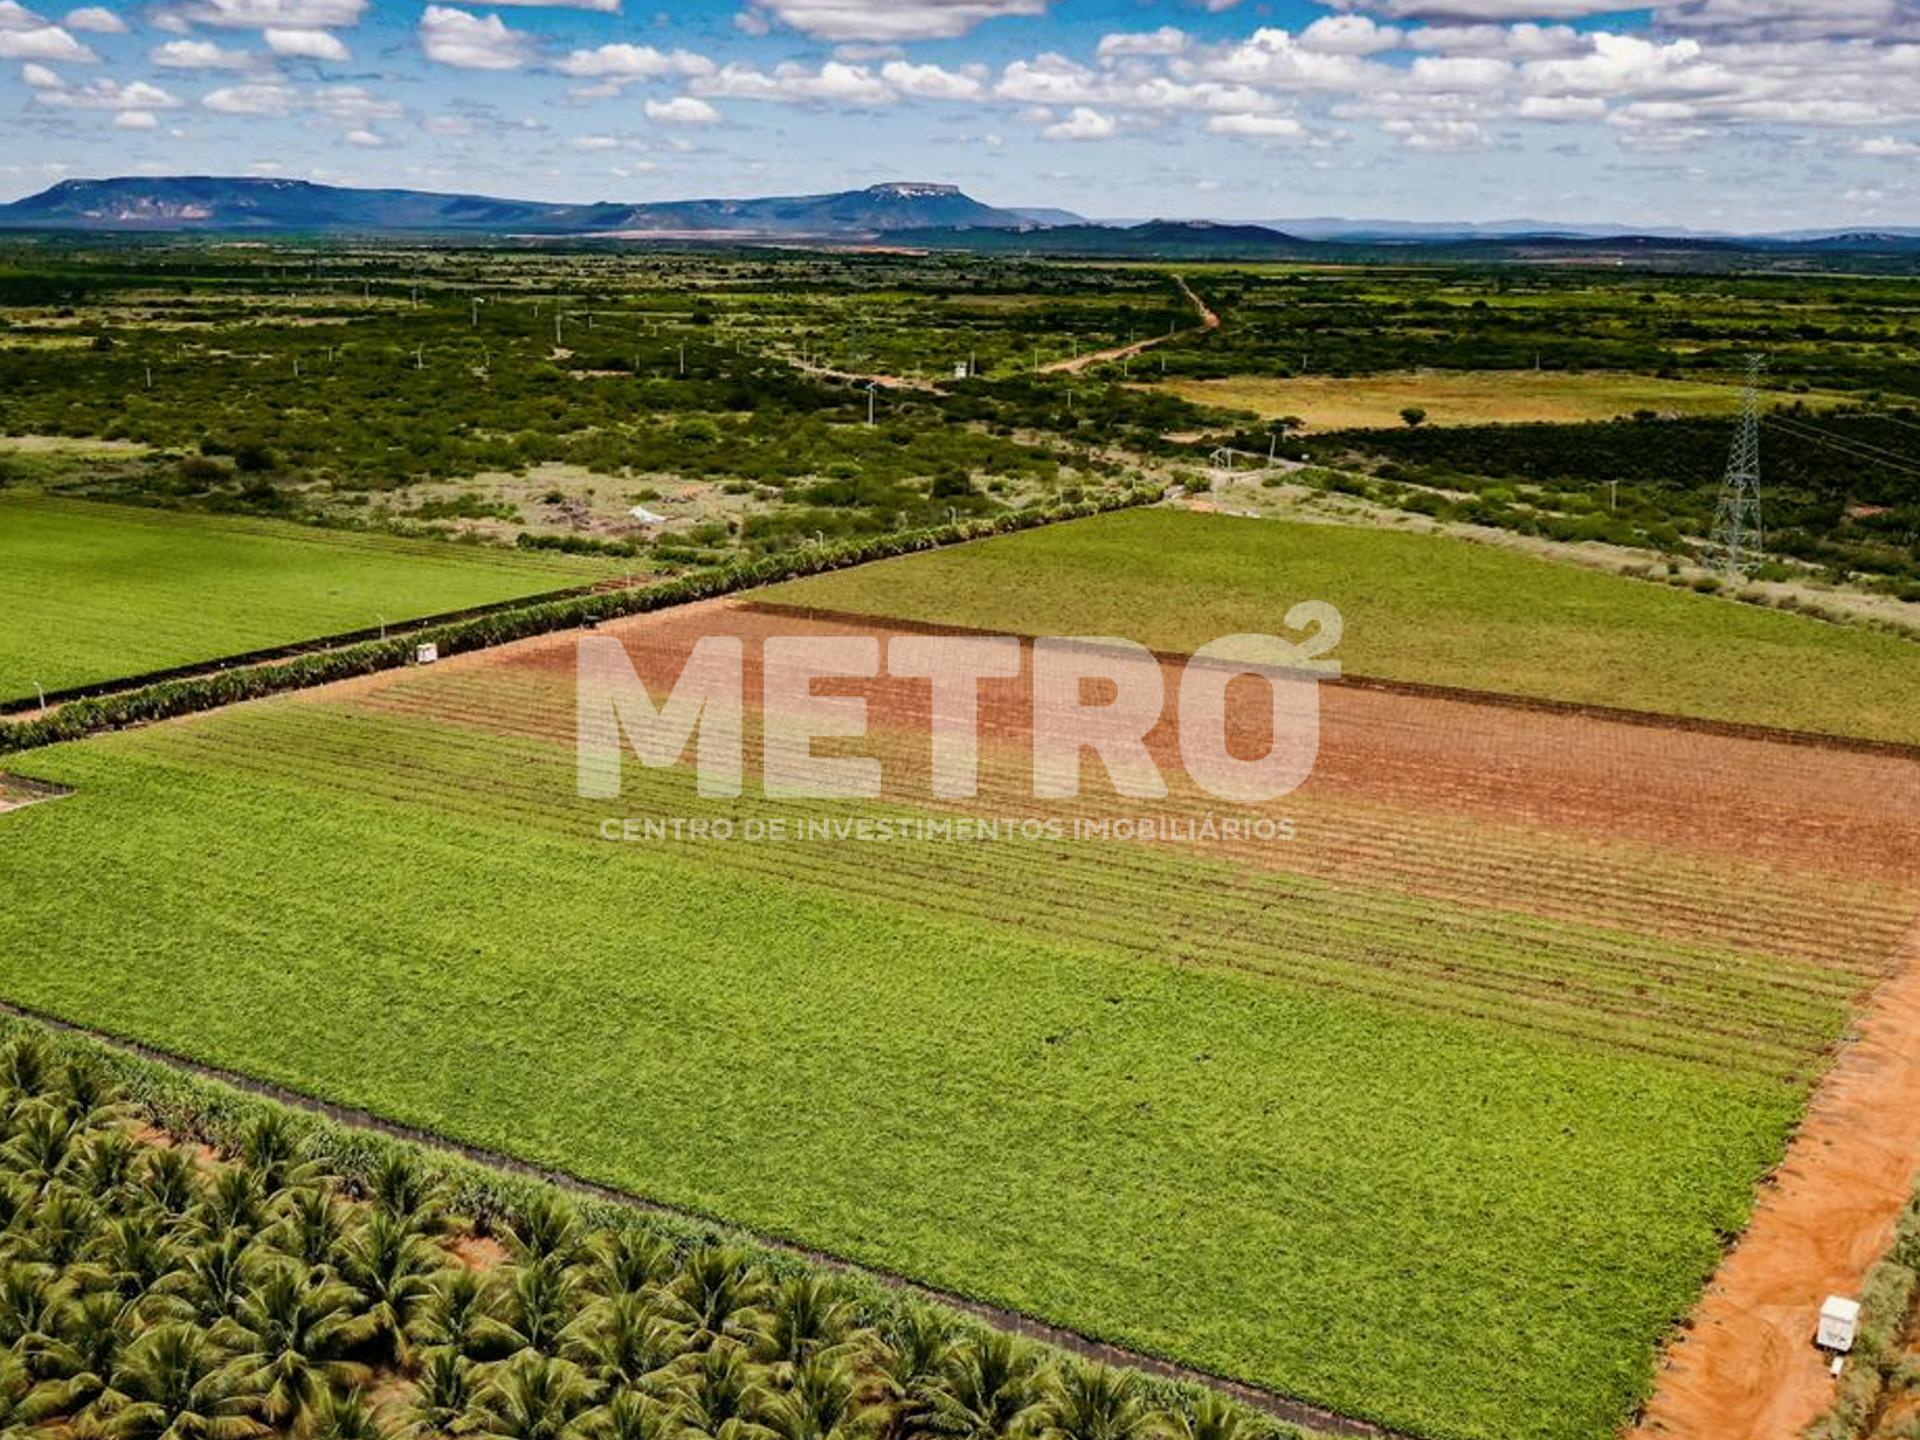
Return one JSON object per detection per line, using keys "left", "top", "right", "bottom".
{"left": 0, "top": 696, "right": 1856, "bottom": 1440}
{"left": 0, "top": 493, "right": 617, "bottom": 701}
{"left": 764, "top": 509, "right": 1920, "bottom": 745}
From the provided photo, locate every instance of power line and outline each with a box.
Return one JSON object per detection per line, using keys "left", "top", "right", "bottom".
{"left": 1764, "top": 415, "right": 1920, "bottom": 477}
{"left": 1764, "top": 412, "right": 1920, "bottom": 468}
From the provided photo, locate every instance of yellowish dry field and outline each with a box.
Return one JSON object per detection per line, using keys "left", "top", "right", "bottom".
{"left": 1154, "top": 370, "right": 1841, "bottom": 430}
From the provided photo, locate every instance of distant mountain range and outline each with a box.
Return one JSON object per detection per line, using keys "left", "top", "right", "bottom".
{"left": 2, "top": 176, "right": 1918, "bottom": 259}
{"left": 0, "top": 176, "right": 1056, "bottom": 237}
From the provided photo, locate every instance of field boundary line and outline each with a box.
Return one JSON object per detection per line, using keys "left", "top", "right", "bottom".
{"left": 0, "top": 994, "right": 1415, "bottom": 1440}
{"left": 0, "top": 492, "right": 1162, "bottom": 756}
{"left": 739, "top": 600, "right": 1920, "bottom": 761}
{"left": 0, "top": 575, "right": 648, "bottom": 717}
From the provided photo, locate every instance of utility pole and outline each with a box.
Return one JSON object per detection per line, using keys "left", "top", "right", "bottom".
{"left": 1708, "top": 355, "right": 1767, "bottom": 577}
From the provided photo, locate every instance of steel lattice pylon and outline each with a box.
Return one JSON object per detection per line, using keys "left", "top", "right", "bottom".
{"left": 1709, "top": 355, "right": 1766, "bottom": 577}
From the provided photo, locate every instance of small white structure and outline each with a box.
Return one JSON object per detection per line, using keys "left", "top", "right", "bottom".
{"left": 628, "top": 505, "right": 666, "bottom": 526}
{"left": 415, "top": 643, "right": 439, "bottom": 666}
{"left": 953, "top": 362, "right": 970, "bottom": 380}
{"left": 1818, "top": 1295, "right": 1861, "bottom": 1354}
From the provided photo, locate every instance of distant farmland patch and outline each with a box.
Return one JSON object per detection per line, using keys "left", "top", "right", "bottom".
{"left": 0, "top": 494, "right": 622, "bottom": 702}
{"left": 765, "top": 508, "right": 1920, "bottom": 745}
{"left": 1153, "top": 370, "right": 1840, "bottom": 430}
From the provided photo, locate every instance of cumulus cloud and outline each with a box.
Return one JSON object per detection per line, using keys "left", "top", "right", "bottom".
{"left": 644, "top": 93, "right": 719, "bottom": 123}
{"left": 150, "top": 37, "right": 254, "bottom": 66}
{"left": 62, "top": 4, "right": 122, "bottom": 29}
{"left": 739, "top": 0, "right": 1047, "bottom": 43}
{"left": 35, "top": 74, "right": 176, "bottom": 107}
{"left": 0, "top": 2, "right": 96, "bottom": 61}
{"left": 695, "top": 59, "right": 894, "bottom": 105}
{"left": 1854, "top": 133, "right": 1920, "bottom": 156}
{"left": 200, "top": 79, "right": 291, "bottom": 110}
{"left": 1041, "top": 104, "right": 1114, "bottom": 140}
{"left": 555, "top": 41, "right": 711, "bottom": 77}
{"left": 880, "top": 58, "right": 984, "bottom": 99}
{"left": 1095, "top": 27, "right": 1188, "bottom": 62}
{"left": 1207, "top": 111, "right": 1308, "bottom": 137}
{"left": 173, "top": 0, "right": 364, "bottom": 27}
{"left": 265, "top": 26, "right": 349, "bottom": 59}
{"left": 418, "top": 5, "right": 532, "bottom": 70}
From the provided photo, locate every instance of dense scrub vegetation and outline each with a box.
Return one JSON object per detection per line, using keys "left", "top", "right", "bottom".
{"left": 0, "top": 246, "right": 1210, "bottom": 560}
{"left": 1147, "top": 267, "right": 1920, "bottom": 399}
{"left": 0, "top": 1028, "right": 1287, "bottom": 1440}
{"left": 1250, "top": 409, "right": 1920, "bottom": 595}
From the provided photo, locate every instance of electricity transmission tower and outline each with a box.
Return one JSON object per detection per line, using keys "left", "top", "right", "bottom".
{"left": 1708, "top": 355, "right": 1766, "bottom": 577}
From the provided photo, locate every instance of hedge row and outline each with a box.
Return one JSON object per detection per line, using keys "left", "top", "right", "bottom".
{"left": 1807, "top": 1197, "right": 1920, "bottom": 1440}
{"left": 0, "top": 487, "right": 1162, "bottom": 757}
{"left": 0, "top": 1007, "right": 1307, "bottom": 1440}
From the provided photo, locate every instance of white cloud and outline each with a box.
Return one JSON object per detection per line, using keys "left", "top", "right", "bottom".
{"left": 62, "top": 4, "right": 122, "bottom": 29}
{"left": 265, "top": 26, "right": 349, "bottom": 59}
{"left": 486, "top": 0, "right": 617, "bottom": 9}
{"left": 0, "top": 3, "right": 95, "bottom": 61}
{"left": 35, "top": 74, "right": 176, "bottom": 107}
{"left": 1041, "top": 105, "right": 1114, "bottom": 140}
{"left": 695, "top": 59, "right": 894, "bottom": 105}
{"left": 113, "top": 106, "right": 156, "bottom": 125}
{"left": 1854, "top": 133, "right": 1920, "bottom": 156}
{"left": 1518, "top": 92, "right": 1606, "bottom": 119}
{"left": 878, "top": 59, "right": 982, "bottom": 99}
{"left": 344, "top": 126, "right": 382, "bottom": 144}
{"left": 175, "top": 0, "right": 364, "bottom": 27}
{"left": 1382, "top": 115, "right": 1491, "bottom": 148}
{"left": 739, "top": 0, "right": 1047, "bottom": 42}
{"left": 200, "top": 79, "right": 291, "bottom": 111}
{"left": 570, "top": 132, "right": 620, "bottom": 149}
{"left": 554, "top": 42, "right": 712, "bottom": 78}
{"left": 1207, "top": 111, "right": 1307, "bottom": 138}
{"left": 418, "top": 5, "right": 532, "bottom": 70}
{"left": 20, "top": 58, "right": 60, "bottom": 82}
{"left": 150, "top": 38, "right": 254, "bottom": 67}
{"left": 1300, "top": 15, "right": 1402, "bottom": 54}
{"left": 1095, "top": 27, "right": 1188, "bottom": 62}
{"left": 644, "top": 93, "right": 719, "bottom": 124}
{"left": 1327, "top": 0, "right": 1648, "bottom": 17}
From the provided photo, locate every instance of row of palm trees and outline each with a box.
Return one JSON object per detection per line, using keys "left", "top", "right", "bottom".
{"left": 0, "top": 1037, "right": 1270, "bottom": 1440}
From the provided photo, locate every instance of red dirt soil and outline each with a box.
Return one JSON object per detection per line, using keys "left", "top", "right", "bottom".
{"left": 1629, "top": 923, "right": 1920, "bottom": 1440}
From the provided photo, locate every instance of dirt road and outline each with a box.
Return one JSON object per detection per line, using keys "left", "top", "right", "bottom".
{"left": 1627, "top": 920, "right": 1920, "bottom": 1440}
{"left": 1038, "top": 274, "right": 1220, "bottom": 376}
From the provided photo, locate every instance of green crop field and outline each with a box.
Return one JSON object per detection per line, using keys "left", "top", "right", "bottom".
{"left": 0, "top": 494, "right": 619, "bottom": 701}
{"left": 766, "top": 508, "right": 1920, "bottom": 745}
{"left": 4, "top": 585, "right": 1915, "bottom": 1440}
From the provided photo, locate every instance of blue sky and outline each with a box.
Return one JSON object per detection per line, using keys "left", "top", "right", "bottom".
{"left": 5, "top": 0, "right": 1920, "bottom": 227}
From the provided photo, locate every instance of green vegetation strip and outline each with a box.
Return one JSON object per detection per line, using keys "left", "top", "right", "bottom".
{"left": 763, "top": 509, "right": 1920, "bottom": 745}
{"left": 0, "top": 491, "right": 1159, "bottom": 756}
{"left": 0, "top": 494, "right": 624, "bottom": 702}
{"left": 1, "top": 703, "right": 1819, "bottom": 1440}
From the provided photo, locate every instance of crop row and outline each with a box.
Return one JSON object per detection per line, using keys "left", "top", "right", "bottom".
{"left": 107, "top": 703, "right": 1887, "bottom": 1083}
{"left": 353, "top": 661, "right": 1918, "bottom": 983}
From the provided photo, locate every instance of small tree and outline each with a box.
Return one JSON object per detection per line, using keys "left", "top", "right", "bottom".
{"left": 1399, "top": 407, "right": 1428, "bottom": 429}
